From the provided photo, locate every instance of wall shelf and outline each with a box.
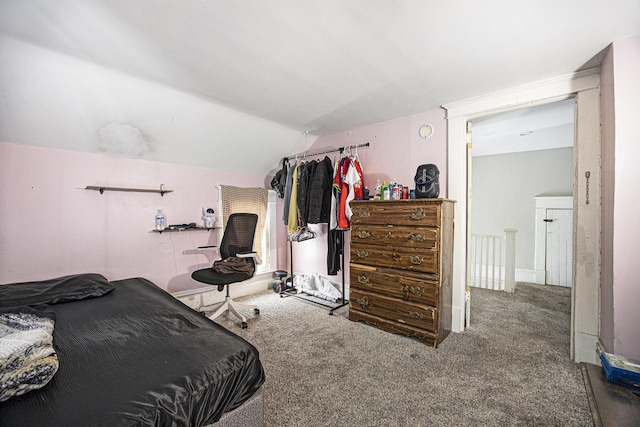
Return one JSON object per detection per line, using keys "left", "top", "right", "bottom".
{"left": 85, "top": 185, "right": 173, "bottom": 196}
{"left": 153, "top": 226, "right": 220, "bottom": 234}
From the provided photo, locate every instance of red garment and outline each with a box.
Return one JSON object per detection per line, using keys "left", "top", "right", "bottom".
{"left": 336, "top": 157, "right": 351, "bottom": 229}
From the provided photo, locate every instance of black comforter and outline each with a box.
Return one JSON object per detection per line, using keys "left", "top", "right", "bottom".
{"left": 0, "top": 274, "right": 265, "bottom": 426}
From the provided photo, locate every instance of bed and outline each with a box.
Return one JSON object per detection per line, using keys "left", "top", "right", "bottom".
{"left": 0, "top": 274, "right": 265, "bottom": 426}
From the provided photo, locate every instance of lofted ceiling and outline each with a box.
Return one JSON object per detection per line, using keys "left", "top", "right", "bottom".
{"left": 0, "top": 0, "right": 639, "bottom": 173}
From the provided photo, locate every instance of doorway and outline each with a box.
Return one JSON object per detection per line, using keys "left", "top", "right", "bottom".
{"left": 444, "top": 69, "right": 602, "bottom": 363}
{"left": 470, "top": 100, "right": 575, "bottom": 293}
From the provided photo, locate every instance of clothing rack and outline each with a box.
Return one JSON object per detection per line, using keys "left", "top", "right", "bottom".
{"left": 283, "top": 231, "right": 348, "bottom": 315}
{"left": 285, "top": 142, "right": 370, "bottom": 161}
{"left": 279, "top": 142, "right": 370, "bottom": 313}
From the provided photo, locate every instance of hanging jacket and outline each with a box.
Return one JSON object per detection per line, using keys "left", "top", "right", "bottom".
{"left": 282, "top": 160, "right": 296, "bottom": 224}
{"left": 297, "top": 160, "right": 318, "bottom": 226}
{"left": 287, "top": 164, "right": 300, "bottom": 233}
{"left": 307, "top": 156, "right": 333, "bottom": 224}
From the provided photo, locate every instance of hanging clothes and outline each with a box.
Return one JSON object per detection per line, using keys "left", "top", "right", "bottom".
{"left": 307, "top": 156, "right": 334, "bottom": 224}
{"left": 287, "top": 164, "right": 300, "bottom": 233}
{"left": 327, "top": 228, "right": 343, "bottom": 275}
{"left": 344, "top": 157, "right": 364, "bottom": 221}
{"left": 329, "top": 157, "right": 340, "bottom": 230}
{"left": 282, "top": 160, "right": 296, "bottom": 225}
{"left": 333, "top": 156, "right": 352, "bottom": 229}
{"left": 296, "top": 160, "right": 318, "bottom": 227}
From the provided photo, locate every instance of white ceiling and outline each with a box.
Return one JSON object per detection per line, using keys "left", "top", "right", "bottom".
{"left": 472, "top": 99, "right": 575, "bottom": 157}
{"left": 0, "top": 0, "right": 639, "bottom": 171}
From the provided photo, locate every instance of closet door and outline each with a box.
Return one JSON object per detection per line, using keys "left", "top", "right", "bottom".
{"left": 545, "top": 208, "right": 573, "bottom": 287}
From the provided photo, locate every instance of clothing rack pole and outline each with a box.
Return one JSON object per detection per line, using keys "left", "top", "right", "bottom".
{"left": 285, "top": 142, "right": 369, "bottom": 161}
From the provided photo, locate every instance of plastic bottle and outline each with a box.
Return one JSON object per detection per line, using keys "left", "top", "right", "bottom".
{"left": 392, "top": 181, "right": 401, "bottom": 200}
{"left": 374, "top": 180, "right": 382, "bottom": 200}
{"left": 155, "top": 209, "right": 165, "bottom": 231}
{"left": 382, "top": 181, "right": 390, "bottom": 200}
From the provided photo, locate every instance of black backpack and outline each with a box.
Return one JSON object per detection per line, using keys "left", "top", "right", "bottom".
{"left": 270, "top": 158, "right": 289, "bottom": 199}
{"left": 414, "top": 164, "right": 440, "bottom": 198}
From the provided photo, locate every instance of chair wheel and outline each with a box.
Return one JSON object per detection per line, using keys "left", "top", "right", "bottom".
{"left": 241, "top": 322, "right": 248, "bottom": 329}
{"left": 254, "top": 308, "right": 260, "bottom": 315}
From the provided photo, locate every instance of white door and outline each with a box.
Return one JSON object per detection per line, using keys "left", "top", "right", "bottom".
{"left": 545, "top": 209, "right": 573, "bottom": 287}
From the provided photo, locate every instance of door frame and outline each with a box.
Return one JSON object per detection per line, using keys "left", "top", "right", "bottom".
{"left": 443, "top": 68, "right": 601, "bottom": 363}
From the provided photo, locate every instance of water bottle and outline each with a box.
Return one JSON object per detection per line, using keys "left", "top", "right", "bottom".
{"left": 155, "top": 209, "right": 165, "bottom": 231}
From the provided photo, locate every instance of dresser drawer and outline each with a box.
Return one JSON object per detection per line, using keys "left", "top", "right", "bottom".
{"left": 351, "top": 225, "right": 439, "bottom": 250}
{"left": 350, "top": 243, "right": 438, "bottom": 274}
{"left": 350, "top": 201, "right": 441, "bottom": 227}
{"left": 350, "top": 289, "right": 439, "bottom": 333}
{"left": 348, "top": 310, "right": 439, "bottom": 347}
{"left": 350, "top": 264, "right": 439, "bottom": 306}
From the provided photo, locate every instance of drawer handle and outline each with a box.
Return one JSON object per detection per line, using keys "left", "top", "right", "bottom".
{"left": 357, "top": 275, "right": 370, "bottom": 284}
{"left": 357, "top": 230, "right": 371, "bottom": 239}
{"left": 409, "top": 233, "right": 425, "bottom": 242}
{"left": 386, "top": 231, "right": 392, "bottom": 237}
{"left": 410, "top": 286, "right": 426, "bottom": 296}
{"left": 409, "top": 256, "right": 424, "bottom": 265}
{"left": 356, "top": 251, "right": 369, "bottom": 258}
{"left": 408, "top": 311, "right": 424, "bottom": 320}
{"left": 356, "top": 296, "right": 369, "bottom": 310}
{"left": 358, "top": 211, "right": 371, "bottom": 218}
{"left": 410, "top": 212, "right": 426, "bottom": 220}
{"left": 402, "top": 284, "right": 426, "bottom": 298}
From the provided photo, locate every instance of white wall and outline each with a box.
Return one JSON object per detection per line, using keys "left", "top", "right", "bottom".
{"left": 472, "top": 147, "right": 574, "bottom": 271}
{"left": 0, "top": 35, "right": 305, "bottom": 175}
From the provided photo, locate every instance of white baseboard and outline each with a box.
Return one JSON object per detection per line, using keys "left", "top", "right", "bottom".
{"left": 515, "top": 269, "right": 536, "bottom": 283}
{"left": 173, "top": 272, "right": 273, "bottom": 311}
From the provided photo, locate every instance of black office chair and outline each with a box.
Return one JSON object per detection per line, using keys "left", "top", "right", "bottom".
{"left": 192, "top": 213, "right": 261, "bottom": 328}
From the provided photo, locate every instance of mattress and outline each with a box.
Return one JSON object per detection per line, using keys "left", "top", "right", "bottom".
{"left": 0, "top": 274, "right": 265, "bottom": 426}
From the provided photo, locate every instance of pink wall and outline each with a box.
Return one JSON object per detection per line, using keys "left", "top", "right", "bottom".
{"left": 286, "top": 108, "right": 448, "bottom": 284}
{"left": 599, "top": 44, "right": 615, "bottom": 352}
{"left": 610, "top": 35, "right": 640, "bottom": 359}
{"left": 0, "top": 142, "right": 270, "bottom": 293}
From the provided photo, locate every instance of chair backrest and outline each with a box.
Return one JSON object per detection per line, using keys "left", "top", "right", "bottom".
{"left": 219, "top": 213, "right": 259, "bottom": 260}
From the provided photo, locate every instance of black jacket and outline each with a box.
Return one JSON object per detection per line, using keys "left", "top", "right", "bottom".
{"left": 307, "top": 156, "right": 334, "bottom": 224}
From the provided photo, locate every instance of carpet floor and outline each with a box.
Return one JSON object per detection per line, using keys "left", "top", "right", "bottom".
{"left": 213, "top": 282, "right": 593, "bottom": 426}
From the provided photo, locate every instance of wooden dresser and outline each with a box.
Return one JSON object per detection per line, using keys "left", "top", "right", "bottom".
{"left": 348, "top": 199, "right": 455, "bottom": 347}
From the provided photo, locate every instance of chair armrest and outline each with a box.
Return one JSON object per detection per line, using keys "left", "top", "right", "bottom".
{"left": 237, "top": 251, "right": 262, "bottom": 265}
{"left": 197, "top": 245, "right": 218, "bottom": 251}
